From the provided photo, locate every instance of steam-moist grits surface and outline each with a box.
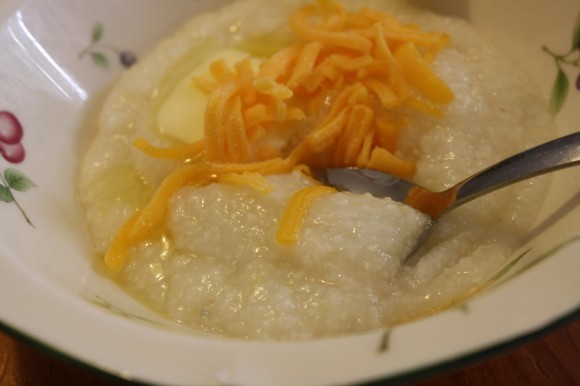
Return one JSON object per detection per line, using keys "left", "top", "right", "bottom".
{"left": 78, "top": 0, "right": 554, "bottom": 340}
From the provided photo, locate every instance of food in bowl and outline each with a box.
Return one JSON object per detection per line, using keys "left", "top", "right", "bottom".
{"left": 78, "top": 0, "right": 554, "bottom": 340}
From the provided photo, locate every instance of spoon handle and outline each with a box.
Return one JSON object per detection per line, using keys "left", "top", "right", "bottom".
{"left": 450, "top": 131, "right": 580, "bottom": 210}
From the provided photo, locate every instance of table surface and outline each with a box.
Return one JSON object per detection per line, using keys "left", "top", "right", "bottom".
{"left": 1, "top": 316, "right": 579, "bottom": 386}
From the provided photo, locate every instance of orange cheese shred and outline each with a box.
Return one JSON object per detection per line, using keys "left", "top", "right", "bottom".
{"left": 218, "top": 172, "right": 274, "bottom": 195}
{"left": 404, "top": 186, "right": 456, "bottom": 219}
{"left": 287, "top": 41, "right": 324, "bottom": 89}
{"left": 256, "top": 44, "right": 302, "bottom": 81}
{"left": 235, "top": 58, "right": 258, "bottom": 104}
{"left": 333, "top": 104, "right": 374, "bottom": 165}
{"left": 366, "top": 147, "right": 416, "bottom": 179}
{"left": 210, "top": 59, "right": 237, "bottom": 84}
{"left": 356, "top": 131, "right": 375, "bottom": 167}
{"left": 290, "top": 5, "right": 373, "bottom": 54}
{"left": 276, "top": 185, "right": 336, "bottom": 245}
{"left": 394, "top": 42, "right": 454, "bottom": 104}
{"left": 133, "top": 137, "right": 205, "bottom": 160}
{"left": 204, "top": 83, "right": 239, "bottom": 162}
{"left": 104, "top": 213, "right": 140, "bottom": 273}
{"left": 224, "top": 95, "right": 252, "bottom": 162}
{"left": 128, "top": 163, "right": 215, "bottom": 242}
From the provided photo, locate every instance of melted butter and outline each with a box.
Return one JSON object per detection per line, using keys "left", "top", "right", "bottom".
{"left": 157, "top": 49, "right": 261, "bottom": 143}
{"left": 89, "top": 164, "right": 152, "bottom": 208}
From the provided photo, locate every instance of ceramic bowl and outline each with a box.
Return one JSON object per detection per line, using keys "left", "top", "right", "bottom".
{"left": 0, "top": 0, "right": 578, "bottom": 385}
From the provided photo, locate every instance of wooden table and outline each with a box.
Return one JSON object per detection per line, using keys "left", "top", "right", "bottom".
{"left": 1, "top": 315, "right": 579, "bottom": 386}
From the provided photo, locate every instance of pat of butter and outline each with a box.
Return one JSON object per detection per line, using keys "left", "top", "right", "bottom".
{"left": 157, "top": 49, "right": 259, "bottom": 144}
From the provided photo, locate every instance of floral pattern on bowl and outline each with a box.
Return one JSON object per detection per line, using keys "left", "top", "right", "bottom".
{"left": 543, "top": 10, "right": 580, "bottom": 115}
{"left": 79, "top": 23, "right": 138, "bottom": 70}
{"left": 0, "top": 111, "right": 35, "bottom": 226}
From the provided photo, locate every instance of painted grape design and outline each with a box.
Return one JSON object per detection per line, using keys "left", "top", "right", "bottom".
{"left": 0, "top": 111, "right": 36, "bottom": 226}
{"left": 0, "top": 111, "right": 25, "bottom": 163}
{"left": 79, "top": 23, "right": 138, "bottom": 69}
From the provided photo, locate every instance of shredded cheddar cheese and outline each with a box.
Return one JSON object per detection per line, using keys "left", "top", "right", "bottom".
{"left": 133, "top": 137, "right": 205, "bottom": 160}
{"left": 218, "top": 172, "right": 274, "bottom": 195}
{"left": 104, "top": 213, "right": 140, "bottom": 273}
{"left": 404, "top": 186, "right": 456, "bottom": 219}
{"left": 276, "top": 185, "right": 336, "bottom": 245}
{"left": 105, "top": 0, "right": 455, "bottom": 271}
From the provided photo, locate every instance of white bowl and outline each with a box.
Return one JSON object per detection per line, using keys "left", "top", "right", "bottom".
{"left": 0, "top": 0, "right": 578, "bottom": 385}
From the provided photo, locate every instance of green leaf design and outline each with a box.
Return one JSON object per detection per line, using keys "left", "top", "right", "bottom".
{"left": 0, "top": 185, "right": 14, "bottom": 203}
{"left": 90, "top": 296, "right": 162, "bottom": 326}
{"left": 91, "top": 23, "right": 104, "bottom": 43}
{"left": 4, "top": 168, "right": 35, "bottom": 192}
{"left": 549, "top": 67, "right": 569, "bottom": 115}
{"left": 512, "top": 235, "right": 580, "bottom": 277}
{"left": 377, "top": 329, "right": 390, "bottom": 353}
{"left": 487, "top": 249, "right": 530, "bottom": 284}
{"left": 572, "top": 10, "right": 580, "bottom": 51}
{"left": 456, "top": 303, "right": 470, "bottom": 314}
{"left": 487, "top": 236, "right": 580, "bottom": 291}
{"left": 90, "top": 51, "right": 109, "bottom": 69}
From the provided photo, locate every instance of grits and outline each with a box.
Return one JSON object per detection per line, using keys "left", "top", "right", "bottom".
{"left": 78, "top": 0, "right": 554, "bottom": 340}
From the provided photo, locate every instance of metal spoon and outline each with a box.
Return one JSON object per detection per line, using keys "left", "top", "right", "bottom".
{"left": 317, "top": 131, "right": 580, "bottom": 265}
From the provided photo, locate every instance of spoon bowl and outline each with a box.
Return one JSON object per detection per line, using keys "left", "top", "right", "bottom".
{"left": 318, "top": 131, "right": 580, "bottom": 265}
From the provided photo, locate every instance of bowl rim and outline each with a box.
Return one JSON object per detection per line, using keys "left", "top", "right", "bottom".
{"left": 1, "top": 0, "right": 579, "bottom": 385}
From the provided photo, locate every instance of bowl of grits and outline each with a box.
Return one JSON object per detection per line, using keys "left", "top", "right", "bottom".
{"left": 0, "top": 0, "right": 578, "bottom": 385}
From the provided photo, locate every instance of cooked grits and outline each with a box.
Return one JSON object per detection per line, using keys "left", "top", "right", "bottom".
{"left": 78, "top": 0, "right": 553, "bottom": 340}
